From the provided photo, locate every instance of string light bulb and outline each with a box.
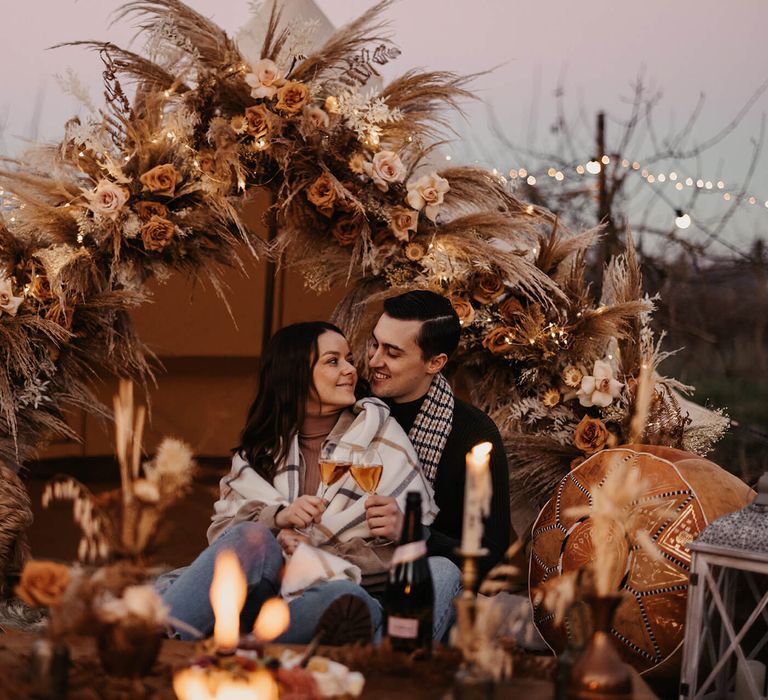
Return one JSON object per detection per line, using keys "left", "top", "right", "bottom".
{"left": 675, "top": 209, "right": 691, "bottom": 230}
{"left": 586, "top": 160, "right": 601, "bottom": 175}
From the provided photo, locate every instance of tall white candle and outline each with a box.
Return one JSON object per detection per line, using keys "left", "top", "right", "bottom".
{"left": 461, "top": 442, "right": 493, "bottom": 554}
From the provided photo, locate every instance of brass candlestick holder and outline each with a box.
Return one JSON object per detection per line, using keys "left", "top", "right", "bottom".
{"left": 452, "top": 549, "right": 493, "bottom": 700}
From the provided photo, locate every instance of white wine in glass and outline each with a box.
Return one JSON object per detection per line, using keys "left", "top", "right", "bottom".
{"left": 350, "top": 448, "right": 389, "bottom": 545}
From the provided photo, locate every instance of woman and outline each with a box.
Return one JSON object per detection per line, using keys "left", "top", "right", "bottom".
{"left": 158, "top": 321, "right": 437, "bottom": 643}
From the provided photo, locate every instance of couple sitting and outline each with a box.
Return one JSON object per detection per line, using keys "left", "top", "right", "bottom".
{"left": 158, "top": 291, "right": 510, "bottom": 644}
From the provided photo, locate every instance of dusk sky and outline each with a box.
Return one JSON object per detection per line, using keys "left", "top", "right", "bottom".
{"left": 2, "top": 0, "right": 767, "bottom": 255}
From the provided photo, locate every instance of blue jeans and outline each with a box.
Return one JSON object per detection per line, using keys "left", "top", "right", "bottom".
{"left": 156, "top": 522, "right": 283, "bottom": 640}
{"left": 426, "top": 556, "right": 462, "bottom": 643}
{"left": 156, "top": 524, "right": 461, "bottom": 643}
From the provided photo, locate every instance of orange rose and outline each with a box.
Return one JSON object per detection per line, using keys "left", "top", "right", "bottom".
{"left": 134, "top": 200, "right": 168, "bottom": 222}
{"left": 573, "top": 415, "right": 610, "bottom": 455}
{"left": 306, "top": 173, "right": 338, "bottom": 217}
{"left": 450, "top": 297, "right": 475, "bottom": 326}
{"left": 139, "top": 164, "right": 179, "bottom": 197}
{"left": 15, "top": 560, "right": 71, "bottom": 608}
{"left": 472, "top": 273, "right": 505, "bottom": 305}
{"left": 404, "top": 241, "right": 426, "bottom": 261}
{"left": 389, "top": 206, "right": 418, "bottom": 242}
{"left": 140, "top": 216, "right": 175, "bottom": 252}
{"left": 483, "top": 326, "right": 515, "bottom": 355}
{"left": 275, "top": 81, "right": 309, "bottom": 114}
{"left": 244, "top": 105, "right": 271, "bottom": 139}
{"left": 331, "top": 214, "right": 362, "bottom": 246}
{"left": 499, "top": 296, "right": 524, "bottom": 322}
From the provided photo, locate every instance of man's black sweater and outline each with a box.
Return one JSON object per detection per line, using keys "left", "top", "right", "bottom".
{"left": 385, "top": 395, "right": 511, "bottom": 576}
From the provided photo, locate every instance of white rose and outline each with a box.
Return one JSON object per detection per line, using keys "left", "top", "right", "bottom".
{"left": 245, "top": 58, "right": 282, "bottom": 99}
{"left": 0, "top": 275, "right": 23, "bottom": 317}
{"left": 577, "top": 359, "right": 624, "bottom": 408}
{"left": 86, "top": 180, "right": 129, "bottom": 220}
{"left": 362, "top": 151, "right": 406, "bottom": 192}
{"left": 302, "top": 105, "right": 330, "bottom": 130}
{"left": 405, "top": 171, "right": 450, "bottom": 222}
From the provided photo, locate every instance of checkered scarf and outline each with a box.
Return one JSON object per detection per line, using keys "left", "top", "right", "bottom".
{"left": 408, "top": 373, "right": 454, "bottom": 484}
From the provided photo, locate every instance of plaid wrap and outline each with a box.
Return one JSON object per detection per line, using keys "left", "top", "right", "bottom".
{"left": 407, "top": 373, "right": 454, "bottom": 484}
{"left": 208, "top": 397, "right": 437, "bottom": 545}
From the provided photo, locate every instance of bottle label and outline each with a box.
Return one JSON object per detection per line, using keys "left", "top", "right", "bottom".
{"left": 387, "top": 616, "right": 419, "bottom": 639}
{"left": 391, "top": 540, "right": 427, "bottom": 566}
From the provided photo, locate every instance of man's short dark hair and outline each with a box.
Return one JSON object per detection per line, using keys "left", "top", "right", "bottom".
{"left": 383, "top": 290, "right": 461, "bottom": 359}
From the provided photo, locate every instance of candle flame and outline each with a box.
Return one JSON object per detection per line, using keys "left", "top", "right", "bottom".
{"left": 253, "top": 597, "right": 290, "bottom": 642}
{"left": 173, "top": 667, "right": 278, "bottom": 700}
{"left": 210, "top": 549, "right": 246, "bottom": 651}
{"left": 470, "top": 442, "right": 492, "bottom": 462}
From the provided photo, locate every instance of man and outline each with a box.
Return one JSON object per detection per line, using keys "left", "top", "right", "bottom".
{"left": 363, "top": 290, "right": 511, "bottom": 577}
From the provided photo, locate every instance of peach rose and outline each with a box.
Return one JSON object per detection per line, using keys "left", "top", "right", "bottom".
{"left": 275, "top": 81, "right": 309, "bottom": 114}
{"left": 389, "top": 206, "right": 419, "bottom": 242}
{"left": 483, "top": 326, "right": 515, "bottom": 355}
{"left": 86, "top": 179, "right": 129, "bottom": 220}
{"left": 562, "top": 365, "right": 584, "bottom": 389}
{"left": 244, "top": 105, "right": 271, "bottom": 139}
{"left": 499, "top": 296, "right": 524, "bottom": 322}
{"left": 302, "top": 105, "right": 330, "bottom": 130}
{"left": 472, "top": 273, "right": 505, "bottom": 305}
{"left": 450, "top": 297, "right": 475, "bottom": 326}
{"left": 362, "top": 150, "right": 406, "bottom": 192}
{"left": 331, "top": 214, "right": 362, "bottom": 246}
{"left": 573, "top": 415, "right": 610, "bottom": 455}
{"left": 306, "top": 173, "right": 338, "bottom": 217}
{"left": 405, "top": 171, "right": 449, "bottom": 222}
{"left": 140, "top": 215, "right": 175, "bottom": 252}
{"left": 245, "top": 58, "right": 282, "bottom": 99}
{"left": 404, "top": 241, "right": 427, "bottom": 261}
{"left": 139, "top": 164, "right": 179, "bottom": 197}
{"left": 542, "top": 388, "right": 560, "bottom": 407}
{"left": 134, "top": 200, "right": 168, "bottom": 222}
{"left": 15, "top": 560, "right": 71, "bottom": 608}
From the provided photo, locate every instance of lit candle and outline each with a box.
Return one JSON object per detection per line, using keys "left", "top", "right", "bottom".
{"left": 461, "top": 442, "right": 493, "bottom": 554}
{"left": 252, "top": 597, "right": 290, "bottom": 643}
{"left": 173, "top": 666, "right": 277, "bottom": 700}
{"left": 210, "top": 550, "right": 246, "bottom": 652}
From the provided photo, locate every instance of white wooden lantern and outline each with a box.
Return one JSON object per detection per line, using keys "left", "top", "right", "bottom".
{"left": 679, "top": 472, "right": 768, "bottom": 700}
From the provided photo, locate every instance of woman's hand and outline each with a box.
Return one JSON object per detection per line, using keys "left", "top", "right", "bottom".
{"left": 277, "top": 529, "right": 310, "bottom": 555}
{"left": 364, "top": 496, "right": 404, "bottom": 541}
{"left": 275, "top": 495, "right": 325, "bottom": 529}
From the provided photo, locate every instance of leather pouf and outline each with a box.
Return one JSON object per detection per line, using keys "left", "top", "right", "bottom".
{"left": 529, "top": 445, "right": 753, "bottom": 676}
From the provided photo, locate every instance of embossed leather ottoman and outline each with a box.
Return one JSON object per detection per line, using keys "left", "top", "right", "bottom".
{"left": 529, "top": 446, "right": 753, "bottom": 676}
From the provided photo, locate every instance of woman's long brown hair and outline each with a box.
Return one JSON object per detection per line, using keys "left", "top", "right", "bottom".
{"left": 236, "top": 321, "right": 349, "bottom": 482}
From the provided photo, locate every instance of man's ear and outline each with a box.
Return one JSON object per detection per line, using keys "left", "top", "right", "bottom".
{"left": 426, "top": 352, "right": 448, "bottom": 375}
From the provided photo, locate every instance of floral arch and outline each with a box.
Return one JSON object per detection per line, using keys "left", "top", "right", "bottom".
{"left": 0, "top": 0, "right": 726, "bottom": 574}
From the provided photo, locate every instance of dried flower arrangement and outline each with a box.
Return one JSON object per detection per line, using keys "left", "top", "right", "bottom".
{"left": 42, "top": 380, "right": 195, "bottom": 563}
{"left": 0, "top": 0, "right": 728, "bottom": 581}
{"left": 15, "top": 558, "right": 167, "bottom": 642}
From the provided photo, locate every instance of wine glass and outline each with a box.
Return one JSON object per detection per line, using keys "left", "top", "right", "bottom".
{"left": 303, "top": 448, "right": 351, "bottom": 542}
{"left": 349, "top": 447, "right": 389, "bottom": 545}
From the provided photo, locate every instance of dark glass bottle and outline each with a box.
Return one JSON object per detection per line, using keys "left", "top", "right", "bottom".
{"left": 382, "top": 491, "right": 434, "bottom": 654}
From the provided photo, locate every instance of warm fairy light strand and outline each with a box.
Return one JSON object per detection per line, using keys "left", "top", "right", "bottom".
{"left": 458, "top": 153, "right": 768, "bottom": 211}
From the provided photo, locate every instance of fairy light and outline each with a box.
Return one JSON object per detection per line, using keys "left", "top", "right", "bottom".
{"left": 675, "top": 210, "right": 691, "bottom": 229}
{"left": 502, "top": 155, "right": 766, "bottom": 214}
{"left": 445, "top": 155, "right": 452, "bottom": 161}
